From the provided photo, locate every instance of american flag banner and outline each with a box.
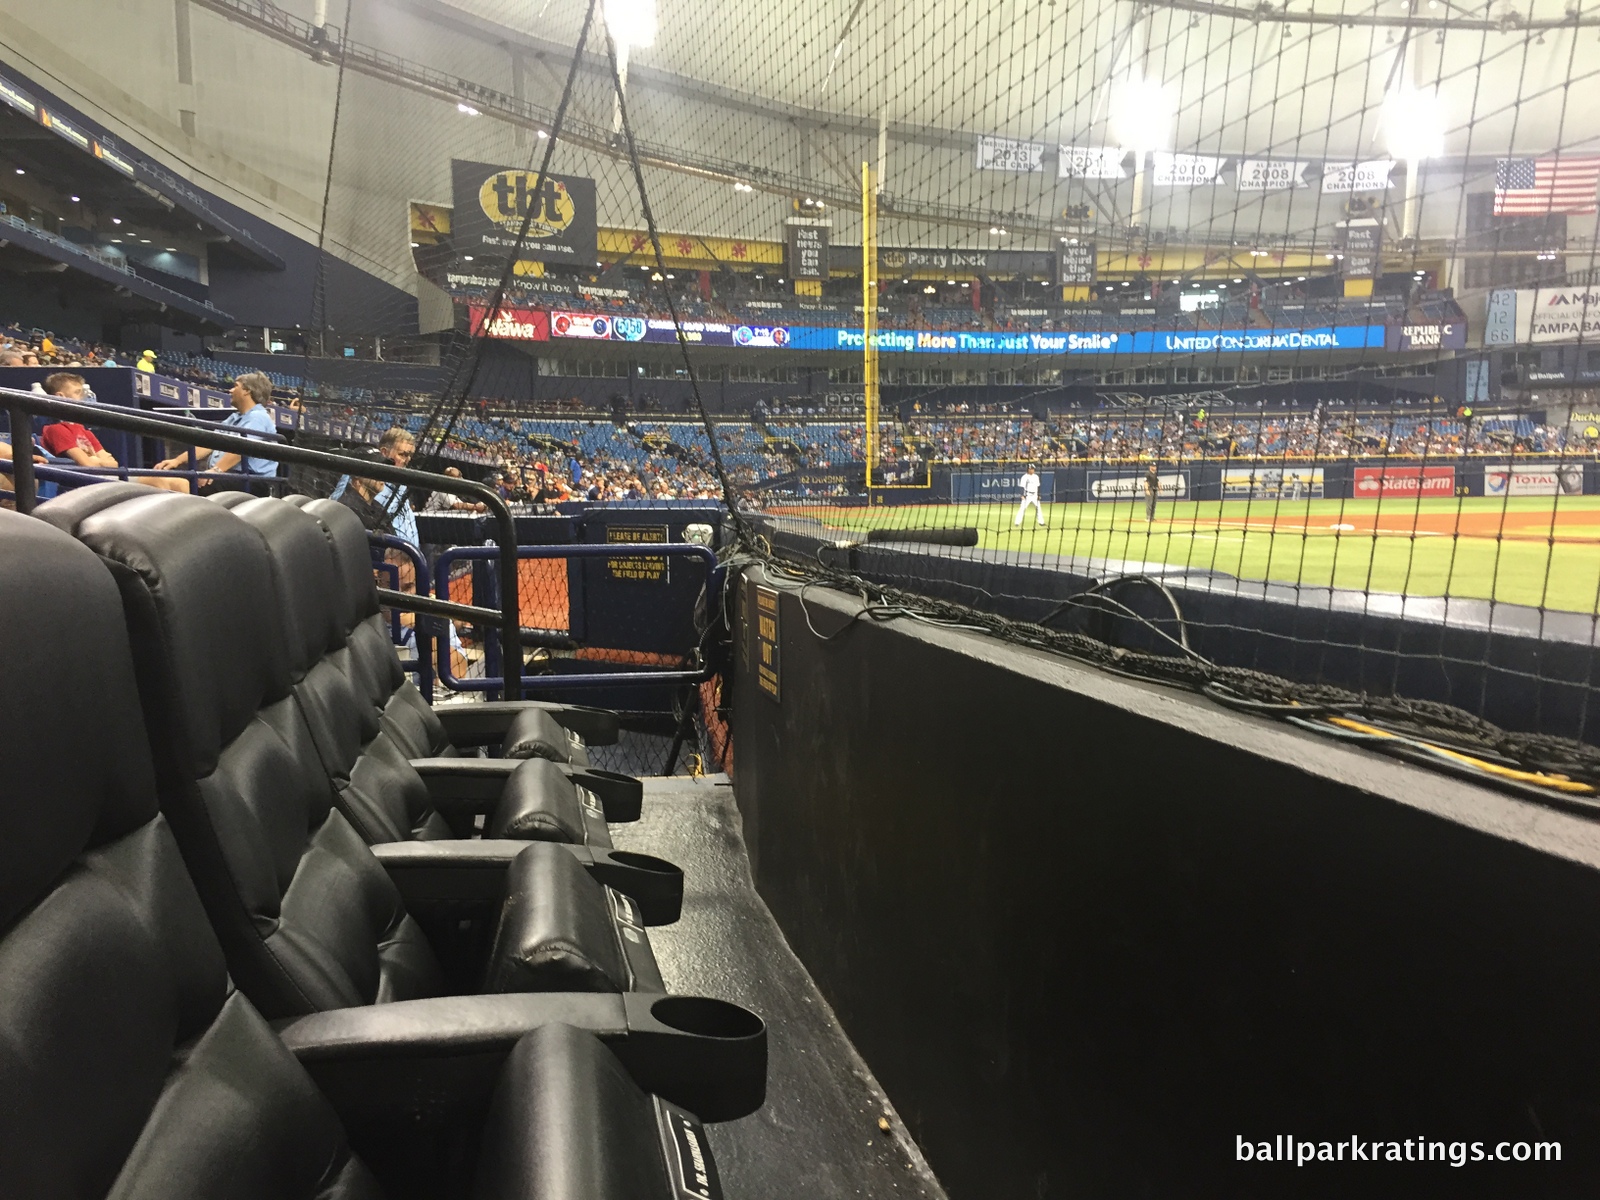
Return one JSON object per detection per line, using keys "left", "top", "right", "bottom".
{"left": 1493, "top": 156, "right": 1600, "bottom": 215}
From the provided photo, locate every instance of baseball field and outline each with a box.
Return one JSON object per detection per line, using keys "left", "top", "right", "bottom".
{"left": 773, "top": 496, "right": 1600, "bottom": 615}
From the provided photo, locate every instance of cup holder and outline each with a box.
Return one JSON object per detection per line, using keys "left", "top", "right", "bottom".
{"left": 610, "top": 850, "right": 679, "bottom": 875}
{"left": 651, "top": 995, "right": 765, "bottom": 1041}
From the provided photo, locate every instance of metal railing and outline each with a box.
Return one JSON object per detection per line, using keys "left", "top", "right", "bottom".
{"left": 432, "top": 543, "right": 718, "bottom": 694}
{"left": 3, "top": 387, "right": 525, "bottom": 700}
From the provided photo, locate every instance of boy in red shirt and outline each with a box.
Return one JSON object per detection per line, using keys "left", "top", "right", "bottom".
{"left": 41, "top": 373, "right": 187, "bottom": 491}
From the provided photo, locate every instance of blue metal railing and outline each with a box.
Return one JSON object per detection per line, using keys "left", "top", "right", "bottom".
{"left": 431, "top": 543, "right": 719, "bottom": 695}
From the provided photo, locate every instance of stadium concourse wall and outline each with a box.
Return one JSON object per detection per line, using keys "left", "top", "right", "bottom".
{"left": 730, "top": 564, "right": 1600, "bottom": 1199}
{"left": 760, "top": 515, "right": 1600, "bottom": 746}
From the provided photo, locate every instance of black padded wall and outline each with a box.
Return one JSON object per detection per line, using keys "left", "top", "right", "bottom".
{"left": 731, "top": 564, "right": 1600, "bottom": 1199}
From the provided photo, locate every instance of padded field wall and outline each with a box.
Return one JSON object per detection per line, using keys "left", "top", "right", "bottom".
{"left": 731, "top": 563, "right": 1600, "bottom": 1198}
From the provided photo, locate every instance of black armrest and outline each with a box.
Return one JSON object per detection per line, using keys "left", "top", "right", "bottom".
{"left": 410, "top": 757, "right": 643, "bottom": 824}
{"left": 277, "top": 990, "right": 767, "bottom": 1124}
{"left": 372, "top": 839, "right": 683, "bottom": 923}
{"left": 434, "top": 701, "right": 620, "bottom": 747}
{"left": 371, "top": 839, "right": 525, "bottom": 905}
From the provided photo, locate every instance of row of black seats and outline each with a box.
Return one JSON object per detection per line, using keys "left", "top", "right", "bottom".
{"left": 0, "top": 486, "right": 763, "bottom": 1199}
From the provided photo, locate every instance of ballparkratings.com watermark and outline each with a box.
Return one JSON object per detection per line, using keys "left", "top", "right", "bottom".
{"left": 1238, "top": 1136, "right": 1560, "bottom": 1167}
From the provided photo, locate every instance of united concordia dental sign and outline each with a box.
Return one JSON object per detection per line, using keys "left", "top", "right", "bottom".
{"left": 782, "top": 324, "right": 1385, "bottom": 355}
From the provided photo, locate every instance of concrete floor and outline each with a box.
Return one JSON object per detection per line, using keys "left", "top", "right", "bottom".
{"left": 613, "top": 775, "right": 947, "bottom": 1200}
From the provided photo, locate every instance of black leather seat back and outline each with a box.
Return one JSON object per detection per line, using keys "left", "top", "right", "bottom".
{"left": 301, "top": 497, "right": 463, "bottom": 758}
{"left": 0, "top": 509, "right": 380, "bottom": 1199}
{"left": 36, "top": 488, "right": 443, "bottom": 1018}
{"left": 227, "top": 496, "right": 448, "bottom": 843}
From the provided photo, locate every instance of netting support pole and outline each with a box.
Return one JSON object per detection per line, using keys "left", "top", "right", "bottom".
{"left": 862, "top": 161, "right": 878, "bottom": 495}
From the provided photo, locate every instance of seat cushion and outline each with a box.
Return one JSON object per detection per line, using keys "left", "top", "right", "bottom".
{"left": 502, "top": 708, "right": 583, "bottom": 764}
{"left": 482, "top": 844, "right": 631, "bottom": 994}
{"left": 472, "top": 1024, "right": 682, "bottom": 1200}
{"left": 485, "top": 759, "right": 588, "bottom": 843}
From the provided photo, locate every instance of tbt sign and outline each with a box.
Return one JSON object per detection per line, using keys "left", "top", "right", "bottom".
{"left": 450, "top": 159, "right": 597, "bottom": 266}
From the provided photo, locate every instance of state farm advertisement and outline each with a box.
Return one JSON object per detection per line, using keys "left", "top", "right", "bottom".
{"left": 467, "top": 305, "right": 549, "bottom": 340}
{"left": 1353, "top": 466, "right": 1456, "bottom": 496}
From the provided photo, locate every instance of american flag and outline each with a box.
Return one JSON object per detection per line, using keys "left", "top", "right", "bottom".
{"left": 1493, "top": 156, "right": 1600, "bottom": 215}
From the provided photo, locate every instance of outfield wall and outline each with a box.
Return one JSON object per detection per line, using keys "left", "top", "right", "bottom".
{"left": 846, "top": 457, "right": 1600, "bottom": 505}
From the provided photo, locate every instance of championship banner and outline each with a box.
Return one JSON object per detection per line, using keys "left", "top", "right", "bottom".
{"left": 1058, "top": 145, "right": 1125, "bottom": 179}
{"left": 1236, "top": 159, "right": 1309, "bottom": 191}
{"left": 976, "top": 135, "right": 1045, "bottom": 172}
{"left": 1322, "top": 160, "right": 1395, "bottom": 193}
{"left": 1152, "top": 153, "right": 1226, "bottom": 186}
{"left": 468, "top": 305, "right": 549, "bottom": 341}
{"left": 450, "top": 159, "right": 597, "bottom": 266}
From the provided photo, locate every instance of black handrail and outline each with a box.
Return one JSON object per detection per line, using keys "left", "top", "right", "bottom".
{"left": 3, "top": 388, "right": 523, "bottom": 700}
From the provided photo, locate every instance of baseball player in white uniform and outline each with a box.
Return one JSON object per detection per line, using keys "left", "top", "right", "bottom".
{"left": 1014, "top": 466, "right": 1046, "bottom": 528}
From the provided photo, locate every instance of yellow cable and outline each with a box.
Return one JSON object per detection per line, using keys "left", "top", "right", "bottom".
{"left": 1325, "top": 717, "right": 1595, "bottom": 795}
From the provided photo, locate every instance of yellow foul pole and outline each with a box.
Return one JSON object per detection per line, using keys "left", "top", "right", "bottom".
{"left": 862, "top": 162, "right": 878, "bottom": 490}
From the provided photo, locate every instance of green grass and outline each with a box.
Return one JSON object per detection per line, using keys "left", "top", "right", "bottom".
{"left": 791, "top": 496, "right": 1600, "bottom": 614}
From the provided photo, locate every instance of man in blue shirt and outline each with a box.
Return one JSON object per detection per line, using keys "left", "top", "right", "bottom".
{"left": 152, "top": 372, "right": 278, "bottom": 493}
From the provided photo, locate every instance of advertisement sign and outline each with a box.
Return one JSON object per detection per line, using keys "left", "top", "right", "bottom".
{"left": 1339, "top": 219, "right": 1382, "bottom": 279}
{"left": 785, "top": 223, "right": 829, "bottom": 281}
{"left": 1152, "top": 153, "right": 1226, "bottom": 187}
{"left": 976, "top": 135, "right": 1045, "bottom": 172}
{"left": 1087, "top": 471, "right": 1189, "bottom": 501}
{"left": 1525, "top": 288, "right": 1600, "bottom": 344}
{"left": 878, "top": 247, "right": 994, "bottom": 272}
{"left": 468, "top": 305, "right": 550, "bottom": 340}
{"left": 1322, "top": 161, "right": 1395, "bottom": 193}
{"left": 1056, "top": 241, "right": 1096, "bottom": 286}
{"left": 1484, "top": 464, "right": 1584, "bottom": 496}
{"left": 1058, "top": 145, "right": 1125, "bottom": 179}
{"left": 1386, "top": 321, "right": 1468, "bottom": 352}
{"left": 783, "top": 324, "right": 1384, "bottom": 355}
{"left": 951, "top": 469, "right": 1057, "bottom": 502}
{"left": 550, "top": 311, "right": 614, "bottom": 340}
{"left": 1352, "top": 467, "right": 1456, "bottom": 496}
{"left": 1221, "top": 467, "right": 1325, "bottom": 499}
{"left": 450, "top": 159, "right": 597, "bottom": 265}
{"left": 1236, "top": 160, "right": 1309, "bottom": 190}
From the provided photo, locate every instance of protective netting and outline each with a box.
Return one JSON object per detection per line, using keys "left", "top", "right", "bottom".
{"left": 206, "top": 0, "right": 1600, "bottom": 790}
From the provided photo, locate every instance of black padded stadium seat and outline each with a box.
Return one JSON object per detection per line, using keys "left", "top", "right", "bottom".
{"left": 0, "top": 508, "right": 752, "bottom": 1200}
{"left": 287, "top": 494, "right": 616, "bottom": 767}
{"left": 220, "top": 494, "right": 617, "bottom": 850}
{"left": 36, "top": 485, "right": 667, "bottom": 1018}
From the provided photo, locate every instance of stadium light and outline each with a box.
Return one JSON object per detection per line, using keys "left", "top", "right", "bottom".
{"left": 1109, "top": 74, "right": 1175, "bottom": 152}
{"left": 70, "top": 194, "right": 80, "bottom": 202}
{"left": 457, "top": 103, "right": 481, "bottom": 116}
{"left": 604, "top": 0, "right": 656, "bottom": 48}
{"left": 112, "top": 217, "right": 122, "bottom": 225}
{"left": 536, "top": 130, "right": 549, "bottom": 139}
{"left": 1383, "top": 85, "right": 1444, "bottom": 161}
{"left": 13, "top": 168, "right": 22, "bottom": 175}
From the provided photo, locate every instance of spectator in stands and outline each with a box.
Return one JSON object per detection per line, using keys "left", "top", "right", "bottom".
{"left": 335, "top": 451, "right": 394, "bottom": 533}
{"left": 423, "top": 465, "right": 487, "bottom": 513}
{"left": 151, "top": 371, "right": 278, "bottom": 493}
{"left": 0, "top": 349, "right": 23, "bottom": 367}
{"left": 0, "top": 438, "right": 46, "bottom": 508}
{"left": 136, "top": 350, "right": 157, "bottom": 374}
{"left": 39, "top": 372, "right": 189, "bottom": 493}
